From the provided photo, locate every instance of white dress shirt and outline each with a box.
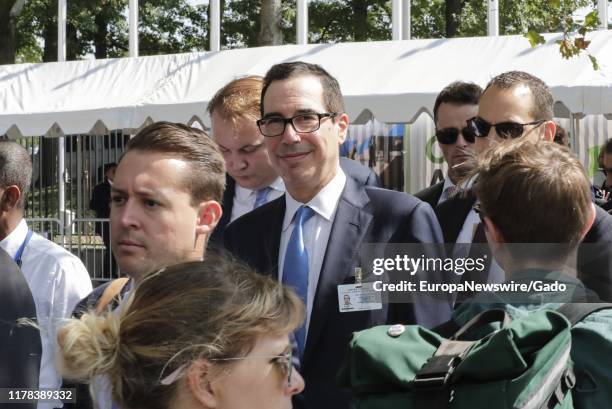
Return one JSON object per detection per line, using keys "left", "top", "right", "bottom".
{"left": 0, "top": 219, "right": 93, "bottom": 409}
{"left": 230, "top": 177, "right": 285, "bottom": 222}
{"left": 278, "top": 167, "right": 347, "bottom": 337}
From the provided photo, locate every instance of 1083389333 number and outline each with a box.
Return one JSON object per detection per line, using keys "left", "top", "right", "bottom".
{"left": 0, "top": 388, "right": 77, "bottom": 403}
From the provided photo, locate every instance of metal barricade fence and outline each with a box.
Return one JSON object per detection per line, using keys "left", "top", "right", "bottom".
{"left": 19, "top": 132, "right": 128, "bottom": 285}
{"left": 66, "top": 218, "right": 118, "bottom": 285}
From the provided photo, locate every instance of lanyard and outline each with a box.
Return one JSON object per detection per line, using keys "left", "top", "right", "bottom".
{"left": 14, "top": 229, "right": 33, "bottom": 268}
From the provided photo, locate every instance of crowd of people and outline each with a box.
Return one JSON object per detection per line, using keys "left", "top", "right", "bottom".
{"left": 1, "top": 61, "right": 611, "bottom": 409}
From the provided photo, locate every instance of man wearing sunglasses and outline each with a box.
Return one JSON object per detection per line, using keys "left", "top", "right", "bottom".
{"left": 415, "top": 81, "right": 482, "bottom": 208}
{"left": 436, "top": 70, "right": 612, "bottom": 302}
{"left": 224, "top": 61, "right": 451, "bottom": 409}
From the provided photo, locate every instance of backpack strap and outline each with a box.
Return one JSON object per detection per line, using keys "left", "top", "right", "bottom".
{"left": 556, "top": 303, "right": 612, "bottom": 326}
{"left": 95, "top": 277, "right": 129, "bottom": 315}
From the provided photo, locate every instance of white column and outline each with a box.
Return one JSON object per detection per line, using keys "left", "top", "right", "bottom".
{"left": 210, "top": 0, "right": 220, "bottom": 51}
{"left": 297, "top": 0, "right": 308, "bottom": 44}
{"left": 402, "top": 0, "right": 410, "bottom": 40}
{"left": 58, "top": 0, "right": 66, "bottom": 61}
{"left": 392, "top": 0, "right": 402, "bottom": 40}
{"left": 487, "top": 0, "right": 499, "bottom": 36}
{"left": 58, "top": 0, "right": 66, "bottom": 238}
{"left": 129, "top": 0, "right": 139, "bottom": 57}
{"left": 598, "top": 0, "right": 609, "bottom": 30}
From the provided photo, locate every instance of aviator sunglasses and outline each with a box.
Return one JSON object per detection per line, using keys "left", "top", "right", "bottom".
{"left": 435, "top": 126, "right": 477, "bottom": 145}
{"left": 467, "top": 116, "right": 546, "bottom": 139}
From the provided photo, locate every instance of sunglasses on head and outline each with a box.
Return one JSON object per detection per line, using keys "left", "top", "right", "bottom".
{"left": 467, "top": 116, "right": 546, "bottom": 139}
{"left": 435, "top": 127, "right": 476, "bottom": 145}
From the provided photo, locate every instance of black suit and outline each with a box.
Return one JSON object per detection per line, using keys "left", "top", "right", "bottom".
{"left": 414, "top": 181, "right": 444, "bottom": 209}
{"left": 210, "top": 157, "right": 380, "bottom": 245}
{"left": 0, "top": 248, "right": 41, "bottom": 408}
{"left": 224, "top": 177, "right": 451, "bottom": 409}
{"left": 435, "top": 192, "right": 612, "bottom": 301}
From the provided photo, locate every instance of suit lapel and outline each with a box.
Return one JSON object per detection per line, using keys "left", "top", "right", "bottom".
{"left": 264, "top": 197, "right": 285, "bottom": 278}
{"left": 303, "top": 178, "right": 372, "bottom": 365}
{"left": 435, "top": 193, "right": 476, "bottom": 242}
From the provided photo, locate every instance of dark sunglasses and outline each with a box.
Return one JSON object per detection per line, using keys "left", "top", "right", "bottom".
{"left": 435, "top": 127, "right": 476, "bottom": 144}
{"left": 467, "top": 116, "right": 546, "bottom": 139}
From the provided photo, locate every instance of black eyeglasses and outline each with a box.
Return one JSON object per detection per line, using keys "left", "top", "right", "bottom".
{"left": 257, "top": 113, "right": 337, "bottom": 137}
{"left": 467, "top": 116, "right": 546, "bottom": 139}
{"left": 435, "top": 127, "right": 476, "bottom": 145}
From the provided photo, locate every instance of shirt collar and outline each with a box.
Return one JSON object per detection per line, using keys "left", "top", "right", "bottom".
{"left": 235, "top": 177, "right": 286, "bottom": 200}
{"left": 282, "top": 167, "right": 347, "bottom": 232}
{"left": 0, "top": 218, "right": 28, "bottom": 259}
{"left": 441, "top": 176, "right": 455, "bottom": 192}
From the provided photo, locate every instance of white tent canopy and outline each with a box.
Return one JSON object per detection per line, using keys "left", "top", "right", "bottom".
{"left": 1, "top": 31, "right": 611, "bottom": 138}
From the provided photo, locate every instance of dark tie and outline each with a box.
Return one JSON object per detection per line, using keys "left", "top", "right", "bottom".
{"left": 282, "top": 205, "right": 315, "bottom": 358}
{"left": 253, "top": 186, "right": 273, "bottom": 209}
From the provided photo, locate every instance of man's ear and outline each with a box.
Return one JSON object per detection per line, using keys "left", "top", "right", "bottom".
{"left": 336, "top": 113, "right": 349, "bottom": 145}
{"left": 542, "top": 120, "right": 556, "bottom": 142}
{"left": 0, "top": 186, "right": 22, "bottom": 211}
{"left": 579, "top": 203, "right": 597, "bottom": 241}
{"left": 483, "top": 216, "right": 505, "bottom": 244}
{"left": 196, "top": 200, "right": 222, "bottom": 236}
{"left": 186, "top": 360, "right": 219, "bottom": 408}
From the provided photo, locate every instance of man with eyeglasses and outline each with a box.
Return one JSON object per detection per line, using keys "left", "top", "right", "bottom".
{"left": 207, "top": 76, "right": 379, "bottom": 245}
{"left": 415, "top": 81, "right": 482, "bottom": 208}
{"left": 224, "top": 61, "right": 451, "bottom": 409}
{"left": 436, "top": 70, "right": 612, "bottom": 302}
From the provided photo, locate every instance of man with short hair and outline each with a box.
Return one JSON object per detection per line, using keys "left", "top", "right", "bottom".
{"left": 73, "top": 121, "right": 225, "bottom": 409}
{"left": 208, "top": 75, "right": 380, "bottom": 244}
{"left": 415, "top": 81, "right": 482, "bottom": 207}
{"left": 224, "top": 62, "right": 451, "bottom": 409}
{"left": 108, "top": 122, "right": 224, "bottom": 281}
{"left": 436, "top": 70, "right": 612, "bottom": 301}
{"left": 452, "top": 139, "right": 612, "bottom": 408}
{"left": 0, "top": 141, "right": 92, "bottom": 409}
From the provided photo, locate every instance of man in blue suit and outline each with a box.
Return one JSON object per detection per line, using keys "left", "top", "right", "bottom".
{"left": 208, "top": 75, "right": 379, "bottom": 245}
{"left": 224, "top": 62, "right": 451, "bottom": 409}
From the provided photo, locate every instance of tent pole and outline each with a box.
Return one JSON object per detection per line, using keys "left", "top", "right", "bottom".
{"left": 297, "top": 0, "right": 308, "bottom": 44}
{"left": 598, "top": 0, "right": 608, "bottom": 30}
{"left": 129, "top": 0, "right": 139, "bottom": 57}
{"left": 210, "top": 0, "right": 220, "bottom": 51}
{"left": 392, "top": 0, "right": 402, "bottom": 40}
{"left": 487, "top": 0, "right": 499, "bottom": 36}
{"left": 58, "top": 0, "right": 66, "bottom": 241}
{"left": 402, "top": 0, "right": 411, "bottom": 40}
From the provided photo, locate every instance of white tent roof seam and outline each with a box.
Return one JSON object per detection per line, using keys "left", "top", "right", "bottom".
{"left": 0, "top": 31, "right": 611, "bottom": 138}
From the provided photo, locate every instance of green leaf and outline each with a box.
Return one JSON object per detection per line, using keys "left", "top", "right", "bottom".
{"left": 548, "top": 0, "right": 561, "bottom": 9}
{"left": 584, "top": 11, "right": 599, "bottom": 28}
{"left": 588, "top": 54, "right": 600, "bottom": 70}
{"left": 525, "top": 29, "right": 545, "bottom": 47}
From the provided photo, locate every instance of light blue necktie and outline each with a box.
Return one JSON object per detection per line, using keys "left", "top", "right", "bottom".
{"left": 282, "top": 205, "right": 315, "bottom": 359}
{"left": 253, "top": 186, "right": 273, "bottom": 209}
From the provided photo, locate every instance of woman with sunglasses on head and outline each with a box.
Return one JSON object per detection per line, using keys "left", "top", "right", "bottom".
{"left": 57, "top": 256, "right": 305, "bottom": 409}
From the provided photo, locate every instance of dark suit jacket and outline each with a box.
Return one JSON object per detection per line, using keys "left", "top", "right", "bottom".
{"left": 224, "top": 177, "right": 451, "bottom": 409}
{"left": 435, "top": 192, "right": 612, "bottom": 301}
{"left": 0, "top": 248, "right": 41, "bottom": 408}
{"left": 210, "top": 157, "right": 380, "bottom": 245}
{"left": 414, "top": 181, "right": 444, "bottom": 209}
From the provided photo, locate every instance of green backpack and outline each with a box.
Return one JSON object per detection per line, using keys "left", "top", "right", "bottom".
{"left": 338, "top": 304, "right": 611, "bottom": 409}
